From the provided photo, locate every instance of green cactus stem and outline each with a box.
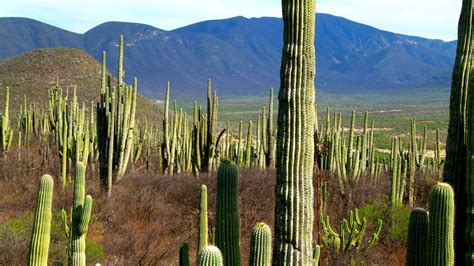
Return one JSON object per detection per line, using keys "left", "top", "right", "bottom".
{"left": 249, "top": 222, "right": 272, "bottom": 266}
{"left": 28, "top": 175, "right": 54, "bottom": 266}
{"left": 198, "top": 245, "right": 224, "bottom": 266}
{"left": 427, "top": 182, "right": 454, "bottom": 266}
{"left": 406, "top": 208, "right": 429, "bottom": 266}
{"left": 215, "top": 160, "right": 241, "bottom": 265}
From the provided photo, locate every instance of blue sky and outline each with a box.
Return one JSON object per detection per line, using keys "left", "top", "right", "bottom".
{"left": 0, "top": 0, "right": 461, "bottom": 41}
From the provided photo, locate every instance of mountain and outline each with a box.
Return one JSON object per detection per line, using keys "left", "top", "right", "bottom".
{"left": 0, "top": 48, "right": 160, "bottom": 121}
{"left": 0, "top": 15, "right": 457, "bottom": 99}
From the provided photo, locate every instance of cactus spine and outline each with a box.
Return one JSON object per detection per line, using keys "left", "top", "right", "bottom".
{"left": 199, "top": 184, "right": 209, "bottom": 252}
{"left": 198, "top": 245, "right": 224, "bottom": 266}
{"left": 28, "top": 175, "right": 54, "bottom": 266}
{"left": 215, "top": 160, "right": 241, "bottom": 265}
{"left": 66, "top": 162, "right": 93, "bottom": 266}
{"left": 249, "top": 222, "right": 272, "bottom": 266}
{"left": 273, "top": 0, "right": 316, "bottom": 264}
{"left": 406, "top": 208, "right": 429, "bottom": 266}
{"left": 443, "top": 0, "right": 474, "bottom": 263}
{"left": 427, "top": 182, "right": 454, "bottom": 266}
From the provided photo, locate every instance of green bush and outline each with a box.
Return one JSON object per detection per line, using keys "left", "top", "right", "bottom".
{"left": 387, "top": 206, "right": 410, "bottom": 245}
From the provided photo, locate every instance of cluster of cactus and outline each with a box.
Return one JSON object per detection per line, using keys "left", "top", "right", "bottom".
{"left": 406, "top": 182, "right": 454, "bottom": 265}
{"left": 183, "top": 162, "right": 273, "bottom": 266}
{"left": 320, "top": 208, "right": 382, "bottom": 257}
{"left": 96, "top": 35, "right": 137, "bottom": 196}
{"left": 317, "top": 109, "right": 382, "bottom": 198}
{"left": 48, "top": 84, "right": 93, "bottom": 188}
{"left": 28, "top": 163, "right": 94, "bottom": 265}
{"left": 161, "top": 83, "right": 196, "bottom": 175}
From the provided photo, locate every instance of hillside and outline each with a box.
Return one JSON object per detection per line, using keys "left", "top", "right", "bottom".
{"left": 0, "top": 48, "right": 160, "bottom": 122}
{"left": 0, "top": 15, "right": 457, "bottom": 99}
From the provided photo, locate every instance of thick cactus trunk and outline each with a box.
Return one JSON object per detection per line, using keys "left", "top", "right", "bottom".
{"left": 427, "top": 183, "right": 455, "bottom": 266}
{"left": 28, "top": 175, "right": 54, "bottom": 266}
{"left": 444, "top": 0, "right": 474, "bottom": 264}
{"left": 406, "top": 208, "right": 429, "bottom": 266}
{"left": 215, "top": 161, "right": 241, "bottom": 265}
{"left": 273, "top": 0, "right": 316, "bottom": 264}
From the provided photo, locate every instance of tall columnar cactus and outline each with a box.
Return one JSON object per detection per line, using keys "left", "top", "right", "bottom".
{"left": 198, "top": 245, "right": 224, "bottom": 266}
{"left": 406, "top": 208, "right": 429, "bottom": 266}
{"left": 265, "top": 88, "right": 274, "bottom": 168}
{"left": 245, "top": 121, "right": 252, "bottom": 168}
{"left": 0, "top": 86, "right": 13, "bottom": 156}
{"left": 215, "top": 160, "right": 241, "bottom": 265}
{"left": 249, "top": 222, "right": 272, "bottom": 266}
{"left": 199, "top": 184, "right": 209, "bottom": 252}
{"left": 28, "top": 175, "right": 54, "bottom": 266}
{"left": 274, "top": 0, "right": 316, "bottom": 263}
{"left": 444, "top": 0, "right": 474, "bottom": 263}
{"left": 427, "top": 182, "right": 454, "bottom": 266}
{"left": 179, "top": 242, "right": 190, "bottom": 266}
{"left": 65, "top": 162, "right": 93, "bottom": 266}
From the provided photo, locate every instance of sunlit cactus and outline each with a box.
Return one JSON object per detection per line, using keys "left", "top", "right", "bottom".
{"left": 249, "top": 222, "right": 271, "bottom": 266}
{"left": 28, "top": 175, "right": 54, "bottom": 266}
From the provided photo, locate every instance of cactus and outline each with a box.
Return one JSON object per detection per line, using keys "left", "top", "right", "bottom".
{"left": 265, "top": 88, "right": 274, "bottom": 168}
{"left": 245, "top": 121, "right": 252, "bottom": 168}
{"left": 313, "top": 244, "right": 320, "bottom": 266}
{"left": 198, "top": 245, "right": 224, "bottom": 266}
{"left": 427, "top": 182, "right": 454, "bottom": 266}
{"left": 443, "top": 0, "right": 474, "bottom": 263}
{"left": 249, "top": 222, "right": 272, "bottom": 266}
{"left": 28, "top": 175, "right": 54, "bottom": 266}
{"left": 406, "top": 208, "right": 429, "bottom": 266}
{"left": 65, "top": 162, "right": 93, "bottom": 266}
{"left": 199, "top": 184, "right": 209, "bottom": 252}
{"left": 273, "top": 0, "right": 316, "bottom": 263}
{"left": 0, "top": 86, "right": 13, "bottom": 156}
{"left": 215, "top": 160, "right": 241, "bottom": 265}
{"left": 97, "top": 36, "right": 137, "bottom": 195}
{"left": 179, "top": 242, "right": 190, "bottom": 266}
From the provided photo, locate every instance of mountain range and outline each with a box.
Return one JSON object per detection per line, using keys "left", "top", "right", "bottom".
{"left": 0, "top": 14, "right": 457, "bottom": 99}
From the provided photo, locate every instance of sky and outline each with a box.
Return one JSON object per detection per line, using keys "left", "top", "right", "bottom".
{"left": 0, "top": 0, "right": 461, "bottom": 41}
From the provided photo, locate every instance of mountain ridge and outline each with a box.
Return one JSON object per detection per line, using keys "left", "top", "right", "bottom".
{"left": 0, "top": 14, "right": 457, "bottom": 99}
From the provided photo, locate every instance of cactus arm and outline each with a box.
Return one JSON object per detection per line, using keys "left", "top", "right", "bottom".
{"left": 77, "top": 195, "right": 92, "bottom": 236}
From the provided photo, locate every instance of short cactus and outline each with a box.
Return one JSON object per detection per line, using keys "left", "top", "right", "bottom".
{"left": 406, "top": 208, "right": 429, "bottom": 266}
{"left": 249, "top": 222, "right": 272, "bottom": 266}
{"left": 198, "top": 245, "right": 223, "bottom": 266}
{"left": 28, "top": 175, "right": 54, "bottom": 266}
{"left": 215, "top": 160, "right": 241, "bottom": 266}
{"left": 427, "top": 182, "right": 454, "bottom": 266}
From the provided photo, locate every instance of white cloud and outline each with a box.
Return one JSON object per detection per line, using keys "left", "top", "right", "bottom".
{"left": 0, "top": 0, "right": 461, "bottom": 40}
